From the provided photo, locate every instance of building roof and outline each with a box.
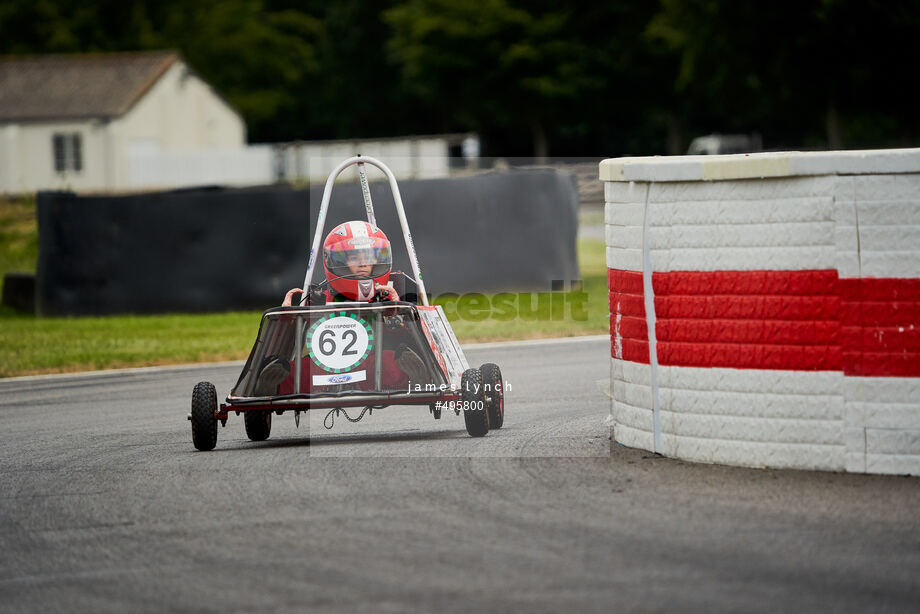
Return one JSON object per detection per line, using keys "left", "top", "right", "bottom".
{"left": 0, "top": 51, "right": 179, "bottom": 122}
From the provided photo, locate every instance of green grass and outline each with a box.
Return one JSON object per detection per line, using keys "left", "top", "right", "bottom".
{"left": 439, "top": 239, "right": 607, "bottom": 342}
{"left": 0, "top": 308, "right": 261, "bottom": 376}
{"left": 0, "top": 196, "right": 39, "bottom": 296}
{"left": 0, "top": 196, "right": 609, "bottom": 376}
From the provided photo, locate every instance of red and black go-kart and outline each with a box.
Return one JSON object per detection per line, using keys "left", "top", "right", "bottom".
{"left": 189, "top": 156, "right": 505, "bottom": 450}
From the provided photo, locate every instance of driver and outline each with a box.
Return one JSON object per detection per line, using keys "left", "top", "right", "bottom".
{"left": 283, "top": 220, "right": 399, "bottom": 306}
{"left": 258, "top": 221, "right": 427, "bottom": 395}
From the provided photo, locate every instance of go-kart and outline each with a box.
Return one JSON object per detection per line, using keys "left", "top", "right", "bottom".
{"left": 189, "top": 155, "right": 505, "bottom": 450}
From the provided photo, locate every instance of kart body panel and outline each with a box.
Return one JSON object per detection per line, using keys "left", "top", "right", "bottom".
{"left": 221, "top": 302, "right": 468, "bottom": 414}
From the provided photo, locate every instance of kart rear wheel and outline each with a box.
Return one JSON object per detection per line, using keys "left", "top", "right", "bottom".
{"left": 191, "top": 381, "right": 218, "bottom": 451}
{"left": 461, "top": 368, "right": 489, "bottom": 437}
{"left": 244, "top": 410, "right": 272, "bottom": 441}
{"left": 480, "top": 363, "right": 504, "bottom": 429}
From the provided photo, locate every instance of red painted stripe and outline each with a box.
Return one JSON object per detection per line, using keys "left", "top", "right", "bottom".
{"left": 657, "top": 342, "right": 841, "bottom": 371}
{"left": 839, "top": 277, "right": 920, "bottom": 301}
{"left": 841, "top": 302, "right": 920, "bottom": 326}
{"left": 618, "top": 338, "right": 651, "bottom": 364}
{"left": 840, "top": 277, "right": 920, "bottom": 376}
{"left": 654, "top": 295, "right": 840, "bottom": 320}
{"left": 608, "top": 269, "right": 920, "bottom": 377}
{"left": 654, "top": 270, "right": 839, "bottom": 296}
{"left": 657, "top": 319, "right": 839, "bottom": 345}
{"left": 609, "top": 292, "right": 645, "bottom": 317}
{"left": 613, "top": 315, "right": 649, "bottom": 340}
{"left": 608, "top": 268, "right": 644, "bottom": 293}
{"left": 609, "top": 269, "right": 650, "bottom": 363}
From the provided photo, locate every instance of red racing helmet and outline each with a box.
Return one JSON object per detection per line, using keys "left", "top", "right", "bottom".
{"left": 322, "top": 221, "right": 392, "bottom": 301}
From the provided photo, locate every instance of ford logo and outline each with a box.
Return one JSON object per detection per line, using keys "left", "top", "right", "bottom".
{"left": 329, "top": 375, "right": 352, "bottom": 383}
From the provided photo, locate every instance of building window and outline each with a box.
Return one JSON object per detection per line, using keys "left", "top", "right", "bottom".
{"left": 52, "top": 133, "right": 83, "bottom": 172}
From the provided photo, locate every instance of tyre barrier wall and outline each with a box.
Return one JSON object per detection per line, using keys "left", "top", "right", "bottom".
{"left": 37, "top": 168, "right": 578, "bottom": 316}
{"left": 602, "top": 148, "right": 920, "bottom": 476}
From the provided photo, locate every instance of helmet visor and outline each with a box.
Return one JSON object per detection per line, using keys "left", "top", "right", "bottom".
{"left": 324, "top": 237, "right": 391, "bottom": 279}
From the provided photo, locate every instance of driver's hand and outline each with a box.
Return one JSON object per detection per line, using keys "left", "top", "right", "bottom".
{"left": 282, "top": 287, "right": 304, "bottom": 306}
{"left": 375, "top": 283, "right": 399, "bottom": 302}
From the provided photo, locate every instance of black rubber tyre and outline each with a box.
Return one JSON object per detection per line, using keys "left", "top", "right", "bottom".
{"left": 479, "top": 363, "right": 504, "bottom": 429}
{"left": 461, "top": 367, "right": 489, "bottom": 437}
{"left": 191, "top": 381, "right": 218, "bottom": 451}
{"left": 244, "top": 410, "right": 272, "bottom": 441}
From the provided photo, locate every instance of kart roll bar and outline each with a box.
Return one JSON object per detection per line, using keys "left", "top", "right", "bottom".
{"left": 356, "top": 161, "right": 377, "bottom": 227}
{"left": 302, "top": 155, "right": 429, "bottom": 306}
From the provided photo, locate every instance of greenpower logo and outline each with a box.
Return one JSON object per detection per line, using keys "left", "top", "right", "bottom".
{"left": 306, "top": 312, "right": 374, "bottom": 373}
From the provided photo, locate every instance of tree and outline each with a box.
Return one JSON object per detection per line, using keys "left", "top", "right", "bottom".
{"left": 647, "top": 0, "right": 920, "bottom": 150}
{"left": 157, "top": 1, "right": 323, "bottom": 141}
{"left": 385, "top": 0, "right": 599, "bottom": 159}
{"left": 3, "top": 0, "right": 915, "bottom": 152}
{"left": 0, "top": 0, "right": 324, "bottom": 142}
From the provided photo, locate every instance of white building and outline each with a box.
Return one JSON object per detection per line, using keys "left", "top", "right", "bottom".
{"left": 0, "top": 51, "right": 246, "bottom": 194}
{"left": 273, "top": 133, "right": 480, "bottom": 184}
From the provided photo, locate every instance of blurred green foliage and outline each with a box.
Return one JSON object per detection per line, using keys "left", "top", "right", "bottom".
{"left": 0, "top": 0, "right": 917, "bottom": 155}
{"left": 0, "top": 196, "right": 38, "bottom": 297}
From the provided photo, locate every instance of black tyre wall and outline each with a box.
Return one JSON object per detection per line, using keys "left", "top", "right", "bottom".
{"left": 36, "top": 169, "right": 578, "bottom": 315}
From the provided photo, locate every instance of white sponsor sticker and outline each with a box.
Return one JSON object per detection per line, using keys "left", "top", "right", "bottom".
{"left": 419, "top": 306, "right": 468, "bottom": 387}
{"left": 349, "top": 221, "right": 369, "bottom": 237}
{"left": 312, "top": 370, "right": 367, "bottom": 386}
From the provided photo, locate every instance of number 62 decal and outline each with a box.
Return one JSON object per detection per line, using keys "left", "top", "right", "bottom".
{"left": 307, "top": 313, "right": 374, "bottom": 373}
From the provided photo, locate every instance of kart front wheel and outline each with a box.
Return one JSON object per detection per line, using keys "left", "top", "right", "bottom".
{"left": 191, "top": 381, "right": 218, "bottom": 451}
{"left": 461, "top": 368, "right": 489, "bottom": 437}
{"left": 480, "top": 363, "right": 504, "bottom": 429}
{"left": 244, "top": 410, "right": 272, "bottom": 441}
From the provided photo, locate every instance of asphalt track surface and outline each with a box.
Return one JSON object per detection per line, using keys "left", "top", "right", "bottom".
{"left": 1, "top": 336, "right": 918, "bottom": 613}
